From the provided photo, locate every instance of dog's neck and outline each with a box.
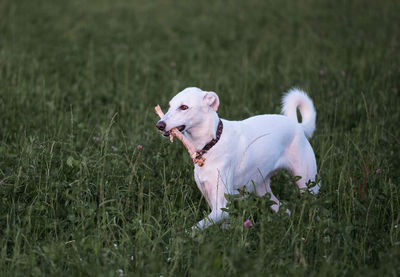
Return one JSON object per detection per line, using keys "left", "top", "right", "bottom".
{"left": 185, "top": 112, "right": 220, "bottom": 151}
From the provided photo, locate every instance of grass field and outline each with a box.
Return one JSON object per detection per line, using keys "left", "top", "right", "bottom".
{"left": 1, "top": 0, "right": 400, "bottom": 276}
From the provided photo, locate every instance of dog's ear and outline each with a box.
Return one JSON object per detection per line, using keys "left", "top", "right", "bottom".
{"left": 203, "top": 91, "right": 220, "bottom": 112}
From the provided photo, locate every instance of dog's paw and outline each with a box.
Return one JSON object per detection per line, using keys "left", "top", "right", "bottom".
{"left": 183, "top": 225, "right": 201, "bottom": 237}
{"left": 220, "top": 219, "right": 230, "bottom": 229}
{"left": 308, "top": 181, "right": 321, "bottom": 194}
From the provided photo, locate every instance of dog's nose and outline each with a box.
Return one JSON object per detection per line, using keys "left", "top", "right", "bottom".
{"left": 156, "top": 121, "right": 166, "bottom": 131}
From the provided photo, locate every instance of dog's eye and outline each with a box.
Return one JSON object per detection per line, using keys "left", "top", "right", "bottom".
{"left": 179, "top": 105, "right": 188, "bottom": 110}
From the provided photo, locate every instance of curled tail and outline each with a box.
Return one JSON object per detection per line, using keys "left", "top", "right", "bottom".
{"left": 281, "top": 88, "right": 316, "bottom": 138}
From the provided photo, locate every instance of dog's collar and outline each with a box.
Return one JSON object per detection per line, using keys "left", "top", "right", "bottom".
{"left": 195, "top": 119, "right": 223, "bottom": 161}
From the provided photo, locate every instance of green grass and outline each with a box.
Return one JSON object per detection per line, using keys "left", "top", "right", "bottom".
{"left": 0, "top": 0, "right": 399, "bottom": 275}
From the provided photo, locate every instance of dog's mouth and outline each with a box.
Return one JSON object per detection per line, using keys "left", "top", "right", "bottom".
{"left": 163, "top": 125, "right": 186, "bottom": 137}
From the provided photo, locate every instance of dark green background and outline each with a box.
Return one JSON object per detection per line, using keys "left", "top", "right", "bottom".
{"left": 0, "top": 0, "right": 399, "bottom": 276}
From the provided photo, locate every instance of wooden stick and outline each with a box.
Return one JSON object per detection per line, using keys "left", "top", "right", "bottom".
{"left": 155, "top": 105, "right": 205, "bottom": 166}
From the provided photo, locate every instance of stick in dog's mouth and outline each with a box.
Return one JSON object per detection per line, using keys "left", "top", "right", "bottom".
{"left": 154, "top": 105, "right": 205, "bottom": 166}
{"left": 163, "top": 125, "right": 185, "bottom": 137}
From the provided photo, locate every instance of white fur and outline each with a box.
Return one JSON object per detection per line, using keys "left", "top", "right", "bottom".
{"left": 158, "top": 87, "right": 318, "bottom": 229}
{"left": 281, "top": 88, "right": 316, "bottom": 138}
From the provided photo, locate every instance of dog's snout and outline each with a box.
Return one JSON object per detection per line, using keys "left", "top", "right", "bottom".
{"left": 156, "top": 121, "right": 166, "bottom": 131}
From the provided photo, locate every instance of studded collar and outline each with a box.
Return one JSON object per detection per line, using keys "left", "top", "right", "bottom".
{"left": 195, "top": 119, "right": 223, "bottom": 160}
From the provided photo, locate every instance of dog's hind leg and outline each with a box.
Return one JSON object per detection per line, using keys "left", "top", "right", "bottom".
{"left": 287, "top": 137, "right": 317, "bottom": 194}
{"left": 256, "top": 177, "right": 282, "bottom": 212}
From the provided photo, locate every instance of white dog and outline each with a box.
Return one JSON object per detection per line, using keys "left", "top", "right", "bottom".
{"left": 156, "top": 87, "right": 319, "bottom": 229}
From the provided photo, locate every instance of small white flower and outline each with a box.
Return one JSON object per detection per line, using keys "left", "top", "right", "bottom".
{"left": 167, "top": 257, "right": 172, "bottom": 262}
{"left": 116, "top": 269, "right": 124, "bottom": 276}
{"left": 113, "top": 243, "right": 118, "bottom": 249}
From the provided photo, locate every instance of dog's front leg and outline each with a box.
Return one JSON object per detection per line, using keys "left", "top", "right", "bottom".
{"left": 194, "top": 209, "right": 228, "bottom": 230}
{"left": 193, "top": 168, "right": 232, "bottom": 230}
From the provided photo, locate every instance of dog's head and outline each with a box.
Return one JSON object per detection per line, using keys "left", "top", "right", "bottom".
{"left": 156, "top": 87, "right": 219, "bottom": 137}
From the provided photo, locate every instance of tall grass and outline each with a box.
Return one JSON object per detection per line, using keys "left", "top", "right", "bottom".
{"left": 0, "top": 0, "right": 399, "bottom": 275}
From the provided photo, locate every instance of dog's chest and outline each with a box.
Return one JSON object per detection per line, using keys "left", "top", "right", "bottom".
{"left": 193, "top": 166, "right": 216, "bottom": 206}
{"left": 194, "top": 165, "right": 215, "bottom": 186}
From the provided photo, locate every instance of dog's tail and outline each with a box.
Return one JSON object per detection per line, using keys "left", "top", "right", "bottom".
{"left": 281, "top": 88, "right": 316, "bottom": 138}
